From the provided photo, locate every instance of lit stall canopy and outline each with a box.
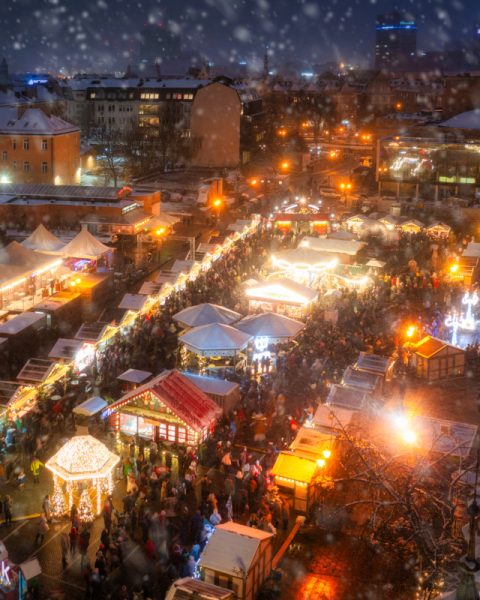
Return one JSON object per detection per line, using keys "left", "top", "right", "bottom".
{"left": 341, "top": 365, "right": 382, "bottom": 398}
{"left": 106, "top": 369, "right": 221, "bottom": 445}
{"left": 179, "top": 323, "right": 252, "bottom": 357}
{"left": 118, "top": 293, "right": 148, "bottom": 312}
{"left": 22, "top": 224, "right": 64, "bottom": 253}
{"left": 377, "top": 215, "right": 399, "bottom": 230}
{"left": 48, "top": 337, "right": 86, "bottom": 361}
{"left": 235, "top": 312, "right": 305, "bottom": 343}
{"left": 399, "top": 218, "right": 424, "bottom": 234}
{"left": 72, "top": 396, "right": 108, "bottom": 417}
{"left": 173, "top": 303, "right": 241, "bottom": 329}
{"left": 354, "top": 352, "right": 395, "bottom": 382}
{"left": 245, "top": 278, "right": 318, "bottom": 318}
{"left": 117, "top": 369, "right": 153, "bottom": 385}
{"left": 46, "top": 435, "right": 120, "bottom": 517}
{"left": 290, "top": 426, "right": 336, "bottom": 461}
{"left": 271, "top": 451, "right": 322, "bottom": 512}
{"left": 426, "top": 221, "right": 451, "bottom": 239}
{"left": 16, "top": 358, "right": 67, "bottom": 385}
{"left": 270, "top": 247, "right": 337, "bottom": 285}
{"left": 60, "top": 227, "right": 112, "bottom": 261}
{"left": 298, "top": 237, "right": 366, "bottom": 264}
{"left": 312, "top": 403, "right": 358, "bottom": 433}
{"left": 74, "top": 322, "right": 109, "bottom": 343}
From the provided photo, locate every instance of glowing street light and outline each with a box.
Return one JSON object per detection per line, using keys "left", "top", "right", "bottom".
{"left": 316, "top": 458, "right": 326, "bottom": 468}
{"left": 393, "top": 414, "right": 417, "bottom": 445}
{"left": 277, "top": 127, "right": 287, "bottom": 137}
{"left": 213, "top": 198, "right": 222, "bottom": 208}
{"left": 280, "top": 160, "right": 290, "bottom": 171}
{"left": 405, "top": 324, "right": 416, "bottom": 339}
{"left": 449, "top": 262, "right": 459, "bottom": 274}
{"left": 155, "top": 227, "right": 166, "bottom": 236}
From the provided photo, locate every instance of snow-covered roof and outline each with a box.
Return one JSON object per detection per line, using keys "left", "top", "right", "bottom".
{"left": 439, "top": 109, "right": 480, "bottom": 130}
{"left": 0, "top": 312, "right": 45, "bottom": 336}
{"left": 73, "top": 396, "right": 107, "bottom": 417}
{"left": 0, "top": 108, "right": 79, "bottom": 135}
{"left": 22, "top": 224, "right": 64, "bottom": 253}
{"left": 183, "top": 373, "right": 239, "bottom": 397}
{"left": 235, "top": 312, "right": 305, "bottom": 339}
{"left": 118, "top": 293, "right": 147, "bottom": 312}
{"left": 67, "top": 77, "right": 211, "bottom": 91}
{"left": 298, "top": 236, "right": 366, "bottom": 256}
{"left": 173, "top": 303, "right": 241, "bottom": 328}
{"left": 198, "top": 522, "right": 273, "bottom": 576}
{"left": 116, "top": 368, "right": 152, "bottom": 384}
{"left": 60, "top": 227, "right": 112, "bottom": 260}
{"left": 179, "top": 323, "right": 252, "bottom": 356}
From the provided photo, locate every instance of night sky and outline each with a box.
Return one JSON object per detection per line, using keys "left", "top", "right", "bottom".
{"left": 1, "top": 0, "right": 480, "bottom": 73}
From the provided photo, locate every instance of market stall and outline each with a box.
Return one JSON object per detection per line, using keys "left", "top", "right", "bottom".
{"left": 399, "top": 219, "right": 424, "bottom": 234}
{"left": 182, "top": 373, "right": 240, "bottom": 414}
{"left": 106, "top": 369, "right": 221, "bottom": 446}
{"left": 60, "top": 227, "right": 113, "bottom": 272}
{"left": 117, "top": 368, "right": 153, "bottom": 391}
{"left": 298, "top": 236, "right": 366, "bottom": 265}
{"left": 45, "top": 434, "right": 120, "bottom": 519}
{"left": 426, "top": 221, "right": 451, "bottom": 239}
{"left": 270, "top": 247, "right": 337, "bottom": 286}
{"left": 22, "top": 224, "right": 64, "bottom": 253}
{"left": 179, "top": 323, "right": 252, "bottom": 374}
{"left": 244, "top": 278, "right": 317, "bottom": 319}
{"left": 405, "top": 335, "right": 466, "bottom": 381}
{"left": 173, "top": 303, "right": 241, "bottom": 329}
{"left": 341, "top": 365, "right": 382, "bottom": 399}
{"left": 271, "top": 451, "right": 323, "bottom": 513}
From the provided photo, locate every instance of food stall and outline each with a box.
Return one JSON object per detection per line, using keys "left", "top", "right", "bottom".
{"left": 106, "top": 369, "right": 221, "bottom": 447}
{"left": 271, "top": 451, "right": 322, "bottom": 513}
{"left": 244, "top": 278, "right": 318, "bottom": 319}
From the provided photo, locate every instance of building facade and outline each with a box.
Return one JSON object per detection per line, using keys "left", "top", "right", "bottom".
{"left": 375, "top": 11, "right": 417, "bottom": 70}
{"left": 0, "top": 107, "right": 80, "bottom": 185}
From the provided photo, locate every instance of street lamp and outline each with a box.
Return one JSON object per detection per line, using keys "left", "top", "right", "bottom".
{"left": 280, "top": 160, "right": 290, "bottom": 172}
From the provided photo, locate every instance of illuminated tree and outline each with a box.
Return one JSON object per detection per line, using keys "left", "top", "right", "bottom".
{"left": 78, "top": 489, "right": 94, "bottom": 523}
{"left": 51, "top": 481, "right": 67, "bottom": 519}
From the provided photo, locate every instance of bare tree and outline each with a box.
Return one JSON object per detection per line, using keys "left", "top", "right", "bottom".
{"left": 95, "top": 126, "right": 124, "bottom": 187}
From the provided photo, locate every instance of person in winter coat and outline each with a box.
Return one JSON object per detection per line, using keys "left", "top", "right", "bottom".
{"left": 35, "top": 513, "right": 49, "bottom": 545}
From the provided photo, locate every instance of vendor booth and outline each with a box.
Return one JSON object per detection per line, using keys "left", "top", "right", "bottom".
{"left": 60, "top": 226, "right": 113, "bottom": 272}
{"left": 298, "top": 236, "right": 366, "bottom": 264}
{"left": 106, "top": 369, "right": 221, "bottom": 446}
{"left": 179, "top": 323, "right": 252, "bottom": 374}
{"left": 312, "top": 403, "right": 357, "bottom": 433}
{"left": 46, "top": 434, "right": 120, "bottom": 519}
{"left": 173, "top": 303, "right": 241, "bottom": 329}
{"left": 341, "top": 365, "right": 382, "bottom": 399}
{"left": 117, "top": 368, "right": 152, "bottom": 391}
{"left": 271, "top": 451, "right": 323, "bottom": 513}
{"left": 270, "top": 248, "right": 337, "bottom": 286}
{"left": 399, "top": 219, "right": 424, "bottom": 234}
{"left": 198, "top": 522, "right": 274, "bottom": 600}
{"left": 426, "top": 222, "right": 451, "bottom": 239}
{"left": 354, "top": 352, "right": 395, "bottom": 385}
{"left": 326, "top": 384, "right": 369, "bottom": 411}
{"left": 245, "top": 278, "right": 317, "bottom": 319}
{"left": 405, "top": 336, "right": 465, "bottom": 381}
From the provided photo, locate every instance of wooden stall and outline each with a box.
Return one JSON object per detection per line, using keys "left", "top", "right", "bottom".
{"left": 406, "top": 336, "right": 465, "bottom": 381}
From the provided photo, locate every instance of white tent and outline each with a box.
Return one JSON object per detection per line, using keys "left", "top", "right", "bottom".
{"left": 235, "top": 312, "right": 305, "bottom": 341}
{"left": 179, "top": 323, "right": 252, "bottom": 357}
{"left": 22, "top": 224, "right": 63, "bottom": 253}
{"left": 118, "top": 293, "right": 147, "bottom": 312}
{"left": 272, "top": 247, "right": 335, "bottom": 269}
{"left": 299, "top": 236, "right": 366, "bottom": 256}
{"left": 173, "top": 303, "right": 241, "bottom": 328}
{"left": 60, "top": 227, "right": 112, "bottom": 260}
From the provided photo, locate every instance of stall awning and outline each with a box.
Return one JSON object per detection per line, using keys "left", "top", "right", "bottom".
{"left": 271, "top": 452, "right": 318, "bottom": 484}
{"left": 117, "top": 368, "right": 152, "bottom": 384}
{"left": 73, "top": 396, "right": 107, "bottom": 417}
{"left": 118, "top": 293, "right": 147, "bottom": 312}
{"left": 179, "top": 323, "right": 252, "bottom": 357}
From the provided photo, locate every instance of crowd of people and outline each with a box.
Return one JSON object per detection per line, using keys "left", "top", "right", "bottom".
{"left": 0, "top": 216, "right": 478, "bottom": 598}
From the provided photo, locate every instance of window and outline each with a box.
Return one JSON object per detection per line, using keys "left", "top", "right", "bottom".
{"left": 90, "top": 92, "right": 96, "bottom": 99}
{"left": 178, "top": 427, "right": 186, "bottom": 444}
{"left": 159, "top": 423, "right": 167, "bottom": 440}
{"left": 12, "top": 140, "right": 16, "bottom": 150}
{"left": 23, "top": 161, "right": 30, "bottom": 172}
{"left": 167, "top": 424, "right": 176, "bottom": 442}
{"left": 2, "top": 151, "right": 6, "bottom": 161}
{"left": 41, "top": 139, "right": 48, "bottom": 150}
{"left": 41, "top": 162, "right": 48, "bottom": 173}
{"left": 23, "top": 139, "right": 29, "bottom": 150}
{"left": 12, "top": 160, "right": 16, "bottom": 171}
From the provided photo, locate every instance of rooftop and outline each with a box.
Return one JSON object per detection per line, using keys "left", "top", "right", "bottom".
{"left": 0, "top": 107, "right": 79, "bottom": 135}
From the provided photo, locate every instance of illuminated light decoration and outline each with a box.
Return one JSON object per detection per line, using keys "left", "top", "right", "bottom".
{"left": 392, "top": 413, "right": 417, "bottom": 445}
{"left": 252, "top": 335, "right": 272, "bottom": 363}
{"left": 322, "top": 449, "right": 331, "bottom": 459}
{"left": 406, "top": 325, "right": 416, "bottom": 339}
{"left": 0, "top": 174, "right": 10, "bottom": 184}
{"left": 74, "top": 344, "right": 95, "bottom": 372}
{"left": 0, "top": 561, "right": 11, "bottom": 587}
{"left": 445, "top": 313, "right": 460, "bottom": 346}
{"left": 51, "top": 480, "right": 67, "bottom": 518}
{"left": 316, "top": 458, "right": 326, "bottom": 468}
{"left": 462, "top": 291, "right": 479, "bottom": 329}
{"left": 78, "top": 489, "right": 94, "bottom": 523}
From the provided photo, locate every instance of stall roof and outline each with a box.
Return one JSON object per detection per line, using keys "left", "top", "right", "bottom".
{"left": 179, "top": 323, "right": 252, "bottom": 356}
{"left": 22, "top": 224, "right": 63, "bottom": 252}
{"left": 366, "top": 259, "right": 386, "bottom": 268}
{"left": 327, "top": 384, "right": 368, "bottom": 410}
{"left": 171, "top": 259, "right": 196, "bottom": 274}
{"left": 235, "top": 312, "right": 305, "bottom": 339}
{"left": 117, "top": 368, "right": 152, "bottom": 384}
{"left": 173, "top": 303, "right": 241, "bottom": 328}
{"left": 272, "top": 247, "right": 334, "bottom": 268}
{"left": 0, "top": 381, "right": 21, "bottom": 406}
{"left": 299, "top": 236, "right": 366, "bottom": 256}
{"left": 0, "top": 312, "right": 45, "bottom": 336}
{"left": 413, "top": 416, "right": 477, "bottom": 458}
{"left": 463, "top": 243, "right": 480, "bottom": 258}
{"left": 16, "top": 358, "right": 56, "bottom": 383}
{"left": 355, "top": 352, "right": 395, "bottom": 377}
{"left": 48, "top": 338, "right": 84, "bottom": 360}
{"left": 182, "top": 373, "right": 240, "bottom": 396}
{"left": 290, "top": 427, "right": 335, "bottom": 459}
{"left": 60, "top": 227, "right": 112, "bottom": 260}
{"left": 313, "top": 403, "right": 357, "bottom": 431}
{"left": 271, "top": 451, "right": 318, "bottom": 484}
{"left": 107, "top": 369, "right": 221, "bottom": 432}
{"left": 410, "top": 336, "right": 463, "bottom": 359}
{"left": 245, "top": 278, "right": 317, "bottom": 305}
{"left": 75, "top": 321, "right": 109, "bottom": 342}
{"left": 73, "top": 396, "right": 108, "bottom": 417}
{"left": 198, "top": 522, "right": 273, "bottom": 577}
{"left": 341, "top": 366, "right": 381, "bottom": 392}
{"left": 167, "top": 578, "right": 234, "bottom": 600}
{"left": 138, "top": 281, "right": 162, "bottom": 295}
{"left": 118, "top": 293, "right": 147, "bottom": 312}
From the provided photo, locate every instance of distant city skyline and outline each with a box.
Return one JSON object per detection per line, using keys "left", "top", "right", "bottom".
{"left": 0, "top": 0, "right": 479, "bottom": 73}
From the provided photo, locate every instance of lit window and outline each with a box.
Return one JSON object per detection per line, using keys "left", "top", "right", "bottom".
{"left": 167, "top": 424, "right": 176, "bottom": 442}
{"left": 159, "top": 423, "right": 167, "bottom": 440}
{"left": 178, "top": 427, "right": 186, "bottom": 444}
{"left": 23, "top": 139, "right": 29, "bottom": 150}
